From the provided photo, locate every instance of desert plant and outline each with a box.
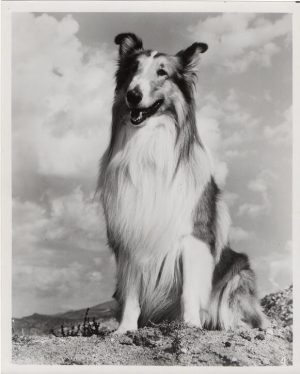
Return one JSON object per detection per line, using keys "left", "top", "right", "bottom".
{"left": 53, "top": 308, "right": 110, "bottom": 338}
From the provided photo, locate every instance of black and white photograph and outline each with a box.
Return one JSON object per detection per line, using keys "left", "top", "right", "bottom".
{"left": 1, "top": 1, "right": 299, "bottom": 371}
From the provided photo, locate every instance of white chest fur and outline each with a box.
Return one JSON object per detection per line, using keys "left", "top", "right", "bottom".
{"left": 102, "top": 116, "right": 212, "bottom": 262}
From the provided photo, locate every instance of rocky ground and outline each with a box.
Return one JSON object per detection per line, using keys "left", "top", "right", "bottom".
{"left": 12, "top": 286, "right": 293, "bottom": 366}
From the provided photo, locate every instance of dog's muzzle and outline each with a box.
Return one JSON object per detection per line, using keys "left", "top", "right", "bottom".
{"left": 130, "top": 99, "right": 164, "bottom": 126}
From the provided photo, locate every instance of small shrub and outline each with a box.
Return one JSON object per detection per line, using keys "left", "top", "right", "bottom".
{"left": 52, "top": 308, "right": 110, "bottom": 338}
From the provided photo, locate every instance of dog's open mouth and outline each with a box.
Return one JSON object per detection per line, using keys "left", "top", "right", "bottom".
{"left": 130, "top": 99, "right": 164, "bottom": 126}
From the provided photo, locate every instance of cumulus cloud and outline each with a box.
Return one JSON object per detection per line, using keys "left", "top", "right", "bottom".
{"left": 12, "top": 189, "right": 117, "bottom": 316}
{"left": 238, "top": 169, "right": 277, "bottom": 217}
{"left": 11, "top": 13, "right": 116, "bottom": 316}
{"left": 12, "top": 186, "right": 112, "bottom": 315}
{"left": 196, "top": 89, "right": 261, "bottom": 185}
{"left": 12, "top": 13, "right": 114, "bottom": 181}
{"left": 237, "top": 203, "right": 266, "bottom": 218}
{"left": 13, "top": 187, "right": 107, "bottom": 256}
{"left": 14, "top": 262, "right": 85, "bottom": 298}
{"left": 230, "top": 226, "right": 253, "bottom": 242}
{"left": 189, "top": 14, "right": 291, "bottom": 73}
{"left": 264, "top": 106, "right": 292, "bottom": 146}
{"left": 13, "top": 259, "right": 107, "bottom": 316}
{"left": 223, "top": 191, "right": 239, "bottom": 207}
{"left": 268, "top": 240, "right": 292, "bottom": 291}
{"left": 252, "top": 240, "right": 292, "bottom": 295}
{"left": 196, "top": 109, "right": 228, "bottom": 186}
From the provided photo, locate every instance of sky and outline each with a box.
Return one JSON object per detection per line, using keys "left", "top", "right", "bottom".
{"left": 12, "top": 12, "right": 292, "bottom": 318}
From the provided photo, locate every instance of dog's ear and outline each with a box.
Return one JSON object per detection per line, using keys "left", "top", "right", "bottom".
{"left": 115, "top": 33, "right": 143, "bottom": 58}
{"left": 176, "top": 42, "right": 208, "bottom": 73}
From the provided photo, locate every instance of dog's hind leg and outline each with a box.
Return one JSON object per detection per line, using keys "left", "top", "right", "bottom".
{"left": 208, "top": 247, "right": 268, "bottom": 330}
{"left": 181, "top": 235, "right": 214, "bottom": 327}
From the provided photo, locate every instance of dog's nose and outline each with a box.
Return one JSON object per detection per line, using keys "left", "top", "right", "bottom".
{"left": 127, "top": 87, "right": 142, "bottom": 105}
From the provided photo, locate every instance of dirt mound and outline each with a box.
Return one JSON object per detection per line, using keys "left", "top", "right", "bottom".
{"left": 12, "top": 286, "right": 293, "bottom": 366}
{"left": 261, "top": 285, "right": 293, "bottom": 327}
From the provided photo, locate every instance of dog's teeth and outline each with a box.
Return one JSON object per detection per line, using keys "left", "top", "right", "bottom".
{"left": 130, "top": 100, "right": 163, "bottom": 126}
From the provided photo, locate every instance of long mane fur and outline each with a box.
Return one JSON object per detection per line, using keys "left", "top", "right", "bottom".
{"left": 98, "top": 56, "right": 221, "bottom": 325}
{"left": 98, "top": 37, "right": 264, "bottom": 329}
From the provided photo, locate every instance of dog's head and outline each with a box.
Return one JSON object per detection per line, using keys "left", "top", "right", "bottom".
{"left": 114, "top": 33, "right": 208, "bottom": 127}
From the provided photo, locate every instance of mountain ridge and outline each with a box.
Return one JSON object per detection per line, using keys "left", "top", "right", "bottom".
{"left": 13, "top": 285, "right": 293, "bottom": 336}
{"left": 13, "top": 299, "right": 118, "bottom": 335}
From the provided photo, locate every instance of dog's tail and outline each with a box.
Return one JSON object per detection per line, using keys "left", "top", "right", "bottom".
{"left": 207, "top": 247, "right": 268, "bottom": 330}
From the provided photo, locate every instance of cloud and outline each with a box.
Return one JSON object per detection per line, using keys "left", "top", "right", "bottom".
{"left": 237, "top": 203, "right": 266, "bottom": 218}
{"left": 12, "top": 200, "right": 48, "bottom": 249}
{"left": 237, "top": 169, "right": 277, "bottom": 217}
{"left": 189, "top": 14, "right": 291, "bottom": 73}
{"left": 12, "top": 13, "right": 114, "bottom": 182}
{"left": 13, "top": 187, "right": 107, "bottom": 256}
{"left": 11, "top": 14, "right": 116, "bottom": 316}
{"left": 223, "top": 191, "right": 239, "bottom": 207}
{"left": 252, "top": 240, "right": 292, "bottom": 295}
{"left": 196, "top": 104, "right": 228, "bottom": 186}
{"left": 248, "top": 169, "right": 277, "bottom": 192}
{"left": 196, "top": 89, "right": 260, "bottom": 185}
{"left": 12, "top": 186, "right": 113, "bottom": 316}
{"left": 229, "top": 226, "right": 252, "bottom": 242}
{"left": 222, "top": 132, "right": 244, "bottom": 149}
{"left": 13, "top": 259, "right": 105, "bottom": 318}
{"left": 14, "top": 262, "right": 85, "bottom": 298}
{"left": 264, "top": 106, "right": 292, "bottom": 146}
{"left": 269, "top": 240, "right": 292, "bottom": 290}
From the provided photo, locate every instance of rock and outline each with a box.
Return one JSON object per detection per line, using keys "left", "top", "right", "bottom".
{"left": 143, "top": 337, "right": 158, "bottom": 348}
{"left": 130, "top": 332, "right": 158, "bottom": 348}
{"left": 266, "top": 328, "right": 274, "bottom": 336}
{"left": 132, "top": 335, "right": 143, "bottom": 346}
{"left": 224, "top": 341, "right": 231, "bottom": 347}
{"left": 284, "top": 327, "right": 293, "bottom": 343}
{"left": 240, "top": 331, "right": 252, "bottom": 341}
{"left": 255, "top": 333, "right": 265, "bottom": 340}
{"left": 119, "top": 336, "right": 133, "bottom": 345}
{"left": 261, "top": 286, "right": 293, "bottom": 327}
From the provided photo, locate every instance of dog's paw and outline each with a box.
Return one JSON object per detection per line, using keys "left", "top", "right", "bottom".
{"left": 112, "top": 329, "right": 125, "bottom": 335}
{"left": 259, "top": 315, "right": 271, "bottom": 330}
{"left": 184, "top": 321, "right": 203, "bottom": 329}
{"left": 183, "top": 314, "right": 202, "bottom": 329}
{"left": 113, "top": 324, "right": 138, "bottom": 335}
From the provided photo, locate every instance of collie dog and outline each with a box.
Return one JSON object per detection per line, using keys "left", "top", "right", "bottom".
{"left": 98, "top": 33, "right": 267, "bottom": 333}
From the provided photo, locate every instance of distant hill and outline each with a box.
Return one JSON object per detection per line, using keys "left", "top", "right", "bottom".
{"left": 13, "top": 285, "right": 293, "bottom": 336}
{"left": 12, "top": 299, "right": 118, "bottom": 336}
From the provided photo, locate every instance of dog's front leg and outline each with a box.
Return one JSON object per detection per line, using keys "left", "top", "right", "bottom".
{"left": 115, "top": 287, "right": 140, "bottom": 334}
{"left": 181, "top": 235, "right": 214, "bottom": 328}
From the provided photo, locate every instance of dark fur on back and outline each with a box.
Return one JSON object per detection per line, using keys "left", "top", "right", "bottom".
{"left": 213, "top": 247, "right": 252, "bottom": 289}
{"left": 193, "top": 177, "right": 220, "bottom": 257}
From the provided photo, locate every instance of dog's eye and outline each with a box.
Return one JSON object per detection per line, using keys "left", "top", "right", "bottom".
{"left": 157, "top": 68, "right": 168, "bottom": 77}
